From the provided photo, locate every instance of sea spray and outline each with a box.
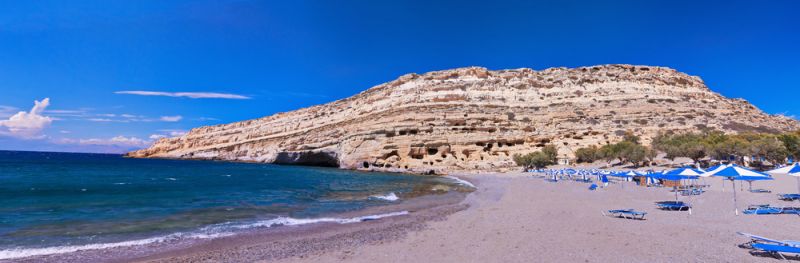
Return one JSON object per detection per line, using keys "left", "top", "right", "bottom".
{"left": 370, "top": 192, "right": 400, "bottom": 201}
{"left": 443, "top": 176, "right": 476, "bottom": 188}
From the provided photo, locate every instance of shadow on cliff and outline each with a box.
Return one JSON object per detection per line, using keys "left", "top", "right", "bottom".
{"left": 273, "top": 151, "right": 340, "bottom": 168}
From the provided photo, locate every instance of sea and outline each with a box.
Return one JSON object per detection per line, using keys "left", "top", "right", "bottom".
{"left": 0, "top": 150, "right": 471, "bottom": 260}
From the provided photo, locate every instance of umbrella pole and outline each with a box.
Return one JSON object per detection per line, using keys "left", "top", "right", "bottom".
{"left": 733, "top": 179, "right": 739, "bottom": 216}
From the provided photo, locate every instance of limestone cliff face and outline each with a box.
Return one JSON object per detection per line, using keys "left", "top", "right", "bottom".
{"left": 127, "top": 65, "right": 799, "bottom": 173}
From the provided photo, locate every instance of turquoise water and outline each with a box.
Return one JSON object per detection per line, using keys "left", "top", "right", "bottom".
{"left": 0, "top": 151, "right": 464, "bottom": 258}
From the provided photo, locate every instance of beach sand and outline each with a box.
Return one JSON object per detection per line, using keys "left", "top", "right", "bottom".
{"left": 271, "top": 172, "right": 800, "bottom": 263}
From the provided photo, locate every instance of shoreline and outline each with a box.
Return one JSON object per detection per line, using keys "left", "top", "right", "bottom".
{"left": 9, "top": 169, "right": 800, "bottom": 262}
{"left": 7, "top": 186, "right": 471, "bottom": 263}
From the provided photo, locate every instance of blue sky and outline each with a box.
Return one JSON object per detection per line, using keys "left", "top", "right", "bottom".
{"left": 1, "top": 0, "right": 798, "bottom": 153}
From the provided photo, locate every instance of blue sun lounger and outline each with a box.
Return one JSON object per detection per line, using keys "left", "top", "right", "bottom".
{"left": 605, "top": 209, "right": 647, "bottom": 220}
{"left": 743, "top": 205, "right": 800, "bottom": 215}
{"left": 679, "top": 188, "right": 704, "bottom": 196}
{"left": 779, "top": 194, "right": 800, "bottom": 201}
{"left": 738, "top": 232, "right": 800, "bottom": 260}
{"left": 656, "top": 201, "right": 691, "bottom": 211}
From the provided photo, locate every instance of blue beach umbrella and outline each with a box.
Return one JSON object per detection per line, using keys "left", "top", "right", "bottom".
{"left": 703, "top": 164, "right": 772, "bottom": 215}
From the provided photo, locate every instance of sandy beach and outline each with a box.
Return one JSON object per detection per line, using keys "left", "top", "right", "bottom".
{"left": 56, "top": 169, "right": 786, "bottom": 263}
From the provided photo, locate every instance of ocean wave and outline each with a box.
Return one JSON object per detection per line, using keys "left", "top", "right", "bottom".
{"left": 206, "top": 210, "right": 410, "bottom": 231}
{"left": 0, "top": 211, "right": 410, "bottom": 260}
{"left": 370, "top": 192, "right": 399, "bottom": 201}
{"left": 443, "top": 176, "right": 476, "bottom": 188}
{"left": 0, "top": 231, "right": 234, "bottom": 260}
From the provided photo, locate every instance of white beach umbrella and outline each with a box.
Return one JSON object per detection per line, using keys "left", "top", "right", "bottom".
{"left": 704, "top": 164, "right": 772, "bottom": 215}
{"left": 767, "top": 163, "right": 800, "bottom": 193}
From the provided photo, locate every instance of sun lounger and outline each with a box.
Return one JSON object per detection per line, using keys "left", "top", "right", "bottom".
{"left": 743, "top": 205, "right": 800, "bottom": 215}
{"left": 605, "top": 209, "right": 647, "bottom": 220}
{"left": 750, "top": 189, "right": 771, "bottom": 193}
{"left": 779, "top": 194, "right": 800, "bottom": 201}
{"left": 679, "top": 189, "right": 704, "bottom": 196}
{"left": 588, "top": 184, "right": 598, "bottom": 191}
{"left": 656, "top": 201, "right": 691, "bottom": 211}
{"left": 751, "top": 243, "right": 800, "bottom": 260}
{"left": 738, "top": 232, "right": 800, "bottom": 260}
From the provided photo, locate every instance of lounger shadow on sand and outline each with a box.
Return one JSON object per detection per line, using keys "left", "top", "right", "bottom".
{"left": 655, "top": 201, "right": 691, "bottom": 211}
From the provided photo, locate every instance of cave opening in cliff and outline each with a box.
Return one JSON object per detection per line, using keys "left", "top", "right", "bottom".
{"left": 273, "top": 151, "right": 340, "bottom": 168}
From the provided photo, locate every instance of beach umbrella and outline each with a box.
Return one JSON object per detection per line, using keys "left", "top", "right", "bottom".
{"left": 662, "top": 168, "right": 702, "bottom": 200}
{"left": 704, "top": 164, "right": 772, "bottom": 215}
{"left": 701, "top": 164, "right": 731, "bottom": 191}
{"left": 767, "top": 163, "right": 800, "bottom": 193}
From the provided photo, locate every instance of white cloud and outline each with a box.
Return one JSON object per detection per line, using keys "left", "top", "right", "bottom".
{"left": 87, "top": 118, "right": 116, "bottom": 122}
{"left": 0, "top": 98, "right": 53, "bottom": 139}
{"left": 148, "top": 129, "right": 187, "bottom": 140}
{"left": 159, "top": 115, "right": 183, "bottom": 122}
{"left": 115, "top": 91, "right": 250, "bottom": 99}
{"left": 58, "top": 136, "right": 152, "bottom": 147}
{"left": 168, "top": 130, "right": 187, "bottom": 136}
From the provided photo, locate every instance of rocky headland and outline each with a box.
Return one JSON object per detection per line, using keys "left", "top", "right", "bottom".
{"left": 127, "top": 65, "right": 799, "bottom": 174}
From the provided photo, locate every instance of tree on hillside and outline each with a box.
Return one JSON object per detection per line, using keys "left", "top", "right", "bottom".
{"left": 575, "top": 145, "right": 600, "bottom": 163}
{"left": 513, "top": 144, "right": 558, "bottom": 169}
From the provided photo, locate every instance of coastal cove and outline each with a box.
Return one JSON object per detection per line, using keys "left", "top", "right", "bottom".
{"left": 26, "top": 169, "right": 798, "bottom": 263}
{"left": 0, "top": 151, "right": 473, "bottom": 262}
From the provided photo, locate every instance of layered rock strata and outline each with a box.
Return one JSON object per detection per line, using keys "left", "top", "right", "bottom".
{"left": 127, "top": 65, "right": 800, "bottom": 174}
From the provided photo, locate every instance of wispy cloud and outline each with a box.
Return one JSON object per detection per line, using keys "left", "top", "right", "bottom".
{"left": 159, "top": 115, "right": 183, "bottom": 122}
{"left": 0, "top": 98, "right": 53, "bottom": 139}
{"left": 0, "top": 105, "right": 18, "bottom": 118}
{"left": 87, "top": 118, "right": 116, "bottom": 122}
{"left": 115, "top": 91, "right": 250, "bottom": 99}
{"left": 56, "top": 136, "right": 152, "bottom": 147}
{"left": 148, "top": 129, "right": 188, "bottom": 140}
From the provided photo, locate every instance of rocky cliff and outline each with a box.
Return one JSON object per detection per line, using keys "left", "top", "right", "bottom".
{"left": 127, "top": 65, "right": 800, "bottom": 174}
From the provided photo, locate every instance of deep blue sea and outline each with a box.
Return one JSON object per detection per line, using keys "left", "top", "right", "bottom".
{"left": 0, "top": 151, "right": 468, "bottom": 259}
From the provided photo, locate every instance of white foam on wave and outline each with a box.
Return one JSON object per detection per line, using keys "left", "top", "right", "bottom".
{"left": 443, "top": 176, "right": 476, "bottom": 188}
{"left": 0, "top": 231, "right": 234, "bottom": 260}
{"left": 0, "top": 211, "right": 410, "bottom": 260}
{"left": 165, "top": 178, "right": 177, "bottom": 181}
{"left": 112, "top": 182, "right": 128, "bottom": 185}
{"left": 204, "top": 210, "right": 410, "bottom": 231}
{"left": 370, "top": 192, "right": 399, "bottom": 201}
